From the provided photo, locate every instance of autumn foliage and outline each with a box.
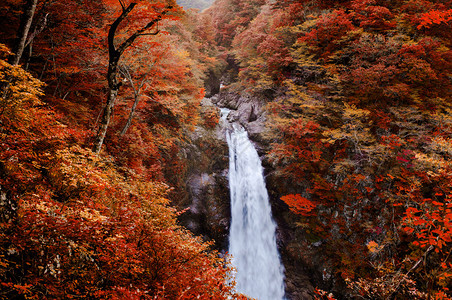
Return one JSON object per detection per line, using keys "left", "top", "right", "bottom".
{"left": 2, "top": 0, "right": 452, "bottom": 298}
{"left": 0, "top": 0, "right": 240, "bottom": 298}
{"left": 202, "top": 0, "right": 452, "bottom": 298}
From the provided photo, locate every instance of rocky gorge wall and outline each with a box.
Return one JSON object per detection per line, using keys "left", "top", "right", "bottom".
{"left": 178, "top": 97, "right": 231, "bottom": 250}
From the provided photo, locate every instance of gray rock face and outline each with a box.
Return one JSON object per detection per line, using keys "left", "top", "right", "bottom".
{"left": 204, "top": 70, "right": 221, "bottom": 98}
{"left": 180, "top": 98, "right": 231, "bottom": 250}
{"left": 183, "top": 171, "right": 230, "bottom": 249}
{"left": 181, "top": 92, "right": 268, "bottom": 250}
{"left": 212, "top": 91, "right": 267, "bottom": 145}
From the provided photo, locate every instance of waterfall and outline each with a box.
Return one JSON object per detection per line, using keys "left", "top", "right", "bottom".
{"left": 225, "top": 117, "right": 285, "bottom": 300}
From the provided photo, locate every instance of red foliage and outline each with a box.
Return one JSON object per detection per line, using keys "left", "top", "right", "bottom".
{"left": 350, "top": 0, "right": 396, "bottom": 31}
{"left": 417, "top": 8, "right": 452, "bottom": 29}
{"left": 299, "top": 9, "right": 355, "bottom": 60}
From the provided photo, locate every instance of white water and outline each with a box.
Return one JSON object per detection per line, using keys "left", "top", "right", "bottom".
{"left": 226, "top": 118, "right": 285, "bottom": 300}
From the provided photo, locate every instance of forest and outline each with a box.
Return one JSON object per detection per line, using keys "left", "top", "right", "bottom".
{"left": 0, "top": 0, "right": 451, "bottom": 299}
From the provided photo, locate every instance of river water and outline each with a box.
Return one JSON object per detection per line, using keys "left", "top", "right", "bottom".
{"left": 225, "top": 113, "right": 285, "bottom": 300}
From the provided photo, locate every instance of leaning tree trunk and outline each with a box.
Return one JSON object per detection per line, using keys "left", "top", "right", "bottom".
{"left": 118, "top": 65, "right": 150, "bottom": 136}
{"left": 10, "top": 0, "right": 38, "bottom": 65}
{"left": 120, "top": 85, "right": 141, "bottom": 136}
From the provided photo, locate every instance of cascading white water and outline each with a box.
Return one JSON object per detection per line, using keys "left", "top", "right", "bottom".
{"left": 225, "top": 117, "right": 285, "bottom": 300}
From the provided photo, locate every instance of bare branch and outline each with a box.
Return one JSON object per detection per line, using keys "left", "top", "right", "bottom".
{"left": 137, "top": 30, "right": 160, "bottom": 36}
{"left": 10, "top": 0, "right": 38, "bottom": 65}
{"left": 118, "top": 0, "right": 127, "bottom": 11}
{"left": 25, "top": 13, "right": 48, "bottom": 49}
{"left": 389, "top": 245, "right": 434, "bottom": 299}
{"left": 116, "top": 7, "right": 171, "bottom": 55}
{"left": 108, "top": 2, "right": 137, "bottom": 60}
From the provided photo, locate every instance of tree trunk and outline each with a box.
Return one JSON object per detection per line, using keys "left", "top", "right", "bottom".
{"left": 119, "top": 66, "right": 149, "bottom": 136}
{"left": 10, "top": 0, "right": 38, "bottom": 65}
{"left": 92, "top": 2, "right": 136, "bottom": 154}
{"left": 120, "top": 91, "right": 140, "bottom": 136}
{"left": 93, "top": 57, "right": 120, "bottom": 154}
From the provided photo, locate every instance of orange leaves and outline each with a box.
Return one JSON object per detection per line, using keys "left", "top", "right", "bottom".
{"left": 210, "top": 0, "right": 452, "bottom": 297}
{"left": 366, "top": 241, "right": 383, "bottom": 254}
{"left": 281, "top": 194, "right": 316, "bottom": 216}
{"left": 42, "top": 145, "right": 121, "bottom": 203}
{"left": 1, "top": 161, "right": 234, "bottom": 299}
{"left": 0, "top": 44, "right": 44, "bottom": 129}
{"left": 403, "top": 189, "right": 452, "bottom": 262}
{"left": 405, "top": 207, "right": 421, "bottom": 215}
{"left": 417, "top": 9, "right": 452, "bottom": 29}
{"left": 314, "top": 287, "right": 337, "bottom": 300}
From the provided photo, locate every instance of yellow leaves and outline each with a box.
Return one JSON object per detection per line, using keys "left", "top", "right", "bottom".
{"left": 332, "top": 159, "right": 356, "bottom": 174}
{"left": 413, "top": 152, "right": 449, "bottom": 174}
{"left": 44, "top": 146, "right": 111, "bottom": 199}
{"left": 429, "top": 136, "right": 452, "bottom": 156}
{"left": 342, "top": 102, "right": 370, "bottom": 119}
{"left": 176, "top": 49, "right": 190, "bottom": 60}
{"left": 0, "top": 44, "right": 44, "bottom": 130}
{"left": 285, "top": 81, "right": 314, "bottom": 101}
{"left": 33, "top": 200, "right": 52, "bottom": 213}
{"left": 0, "top": 44, "right": 12, "bottom": 58}
{"left": 266, "top": 79, "right": 327, "bottom": 128}
{"left": 297, "top": 17, "right": 320, "bottom": 32}
{"left": 290, "top": 42, "right": 320, "bottom": 68}
{"left": 336, "top": 28, "right": 364, "bottom": 44}
{"left": 322, "top": 102, "right": 375, "bottom": 149}
{"left": 39, "top": 143, "right": 177, "bottom": 225}
{"left": 412, "top": 134, "right": 452, "bottom": 175}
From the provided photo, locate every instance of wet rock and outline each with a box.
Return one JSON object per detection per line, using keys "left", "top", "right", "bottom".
{"left": 180, "top": 98, "right": 231, "bottom": 250}
{"left": 182, "top": 171, "right": 230, "bottom": 249}
{"left": 212, "top": 91, "right": 242, "bottom": 110}
{"left": 214, "top": 91, "right": 269, "bottom": 146}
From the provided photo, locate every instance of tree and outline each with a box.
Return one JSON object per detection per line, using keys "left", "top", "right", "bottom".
{"left": 93, "top": 0, "right": 178, "bottom": 154}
